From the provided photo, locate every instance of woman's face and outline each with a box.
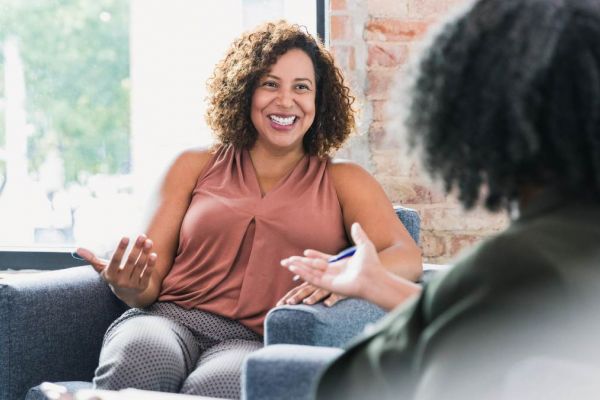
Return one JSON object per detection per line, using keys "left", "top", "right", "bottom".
{"left": 251, "top": 48, "right": 316, "bottom": 153}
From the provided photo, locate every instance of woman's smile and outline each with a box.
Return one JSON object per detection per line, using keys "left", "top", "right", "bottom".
{"left": 251, "top": 48, "right": 316, "bottom": 151}
{"left": 269, "top": 114, "right": 298, "bottom": 130}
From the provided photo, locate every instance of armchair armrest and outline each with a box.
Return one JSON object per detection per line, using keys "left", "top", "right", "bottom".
{"left": 265, "top": 298, "right": 385, "bottom": 347}
{"left": 242, "top": 344, "right": 342, "bottom": 400}
{"left": 0, "top": 266, "right": 127, "bottom": 400}
{"left": 394, "top": 205, "right": 420, "bottom": 244}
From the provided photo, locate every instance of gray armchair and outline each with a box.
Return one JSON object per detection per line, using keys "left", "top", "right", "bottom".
{"left": 0, "top": 206, "right": 421, "bottom": 400}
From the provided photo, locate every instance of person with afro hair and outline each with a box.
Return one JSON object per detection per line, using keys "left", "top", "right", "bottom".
{"left": 282, "top": 0, "right": 600, "bottom": 398}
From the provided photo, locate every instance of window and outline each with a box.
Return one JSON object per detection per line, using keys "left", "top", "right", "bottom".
{"left": 0, "top": 0, "right": 323, "bottom": 262}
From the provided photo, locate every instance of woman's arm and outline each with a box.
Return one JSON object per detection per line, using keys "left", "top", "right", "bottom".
{"left": 78, "top": 148, "right": 213, "bottom": 308}
{"left": 329, "top": 160, "right": 422, "bottom": 280}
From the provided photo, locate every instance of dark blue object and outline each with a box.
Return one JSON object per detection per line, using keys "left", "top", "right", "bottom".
{"left": 328, "top": 246, "right": 357, "bottom": 263}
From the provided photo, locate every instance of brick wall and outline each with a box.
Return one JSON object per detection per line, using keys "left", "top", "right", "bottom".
{"left": 330, "top": 0, "right": 508, "bottom": 263}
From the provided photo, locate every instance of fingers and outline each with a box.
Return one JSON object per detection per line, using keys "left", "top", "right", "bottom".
{"left": 139, "top": 252, "right": 157, "bottom": 289}
{"left": 280, "top": 283, "right": 330, "bottom": 306}
{"left": 129, "top": 238, "right": 153, "bottom": 281}
{"left": 281, "top": 256, "right": 328, "bottom": 272}
{"left": 301, "top": 287, "right": 331, "bottom": 305}
{"left": 281, "top": 258, "right": 320, "bottom": 285}
{"left": 75, "top": 247, "right": 107, "bottom": 274}
{"left": 276, "top": 282, "right": 309, "bottom": 306}
{"left": 123, "top": 235, "right": 148, "bottom": 274}
{"left": 276, "top": 281, "right": 342, "bottom": 306}
{"left": 99, "top": 234, "right": 157, "bottom": 294}
{"left": 104, "top": 237, "right": 130, "bottom": 279}
{"left": 351, "top": 222, "right": 370, "bottom": 246}
{"left": 302, "top": 249, "right": 331, "bottom": 261}
{"left": 278, "top": 282, "right": 318, "bottom": 306}
{"left": 351, "top": 223, "right": 378, "bottom": 253}
{"left": 286, "top": 263, "right": 325, "bottom": 287}
{"left": 324, "top": 293, "right": 346, "bottom": 307}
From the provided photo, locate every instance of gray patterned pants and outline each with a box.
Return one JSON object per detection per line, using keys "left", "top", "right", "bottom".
{"left": 93, "top": 302, "right": 263, "bottom": 399}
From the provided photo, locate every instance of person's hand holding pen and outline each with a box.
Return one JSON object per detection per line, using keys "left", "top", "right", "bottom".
{"left": 276, "top": 242, "right": 357, "bottom": 307}
{"left": 280, "top": 223, "right": 382, "bottom": 300}
{"left": 281, "top": 222, "right": 422, "bottom": 310}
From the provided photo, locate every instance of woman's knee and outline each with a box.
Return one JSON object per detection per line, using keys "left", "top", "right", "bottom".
{"left": 180, "top": 339, "right": 262, "bottom": 398}
{"left": 94, "top": 316, "right": 196, "bottom": 391}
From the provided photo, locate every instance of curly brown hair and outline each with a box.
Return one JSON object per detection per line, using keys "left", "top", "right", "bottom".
{"left": 205, "top": 20, "right": 355, "bottom": 157}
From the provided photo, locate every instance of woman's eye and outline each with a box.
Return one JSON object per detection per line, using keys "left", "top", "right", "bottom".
{"left": 263, "top": 81, "right": 277, "bottom": 88}
{"left": 296, "top": 84, "right": 310, "bottom": 91}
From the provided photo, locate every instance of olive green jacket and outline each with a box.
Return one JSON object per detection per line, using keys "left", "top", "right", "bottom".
{"left": 316, "top": 192, "right": 600, "bottom": 400}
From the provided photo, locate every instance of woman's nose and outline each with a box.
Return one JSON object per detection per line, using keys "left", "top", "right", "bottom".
{"left": 276, "top": 90, "right": 294, "bottom": 108}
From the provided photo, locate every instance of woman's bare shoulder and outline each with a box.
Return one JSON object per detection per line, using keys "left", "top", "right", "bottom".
{"left": 327, "top": 158, "right": 373, "bottom": 183}
{"left": 179, "top": 146, "right": 215, "bottom": 167}
{"left": 327, "top": 157, "right": 388, "bottom": 207}
{"left": 161, "top": 146, "right": 218, "bottom": 190}
{"left": 172, "top": 146, "right": 217, "bottom": 174}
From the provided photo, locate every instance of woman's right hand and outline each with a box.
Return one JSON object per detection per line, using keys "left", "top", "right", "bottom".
{"left": 76, "top": 234, "right": 157, "bottom": 301}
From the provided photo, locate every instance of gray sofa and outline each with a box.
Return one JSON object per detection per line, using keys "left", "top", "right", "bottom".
{"left": 0, "top": 206, "right": 421, "bottom": 400}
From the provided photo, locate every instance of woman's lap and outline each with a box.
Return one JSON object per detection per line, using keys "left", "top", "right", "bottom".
{"left": 93, "top": 302, "right": 263, "bottom": 398}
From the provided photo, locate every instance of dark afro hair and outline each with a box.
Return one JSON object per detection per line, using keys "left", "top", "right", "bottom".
{"left": 205, "top": 20, "right": 355, "bottom": 158}
{"left": 407, "top": 0, "right": 600, "bottom": 210}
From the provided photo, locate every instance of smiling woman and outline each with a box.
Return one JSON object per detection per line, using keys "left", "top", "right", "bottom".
{"left": 71, "top": 19, "right": 421, "bottom": 399}
{"left": 205, "top": 20, "right": 354, "bottom": 158}
{"left": 251, "top": 49, "right": 317, "bottom": 157}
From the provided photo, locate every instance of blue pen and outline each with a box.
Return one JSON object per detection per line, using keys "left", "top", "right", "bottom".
{"left": 291, "top": 246, "right": 357, "bottom": 281}
{"left": 327, "top": 246, "right": 357, "bottom": 263}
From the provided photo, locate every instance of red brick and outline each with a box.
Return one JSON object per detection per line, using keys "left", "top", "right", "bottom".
{"left": 369, "top": 122, "right": 401, "bottom": 150}
{"left": 368, "top": 0, "right": 410, "bottom": 18}
{"left": 367, "top": 43, "right": 410, "bottom": 67}
{"left": 372, "top": 150, "right": 416, "bottom": 178}
{"left": 365, "top": 18, "right": 433, "bottom": 42}
{"left": 331, "top": 45, "right": 356, "bottom": 72}
{"left": 420, "top": 231, "right": 446, "bottom": 258}
{"left": 411, "top": 0, "right": 471, "bottom": 19}
{"left": 366, "top": 69, "right": 396, "bottom": 100}
{"left": 421, "top": 207, "right": 509, "bottom": 231}
{"left": 380, "top": 178, "right": 444, "bottom": 204}
{"left": 331, "top": 15, "right": 352, "bottom": 41}
{"left": 380, "top": 179, "right": 443, "bottom": 204}
{"left": 412, "top": 183, "right": 446, "bottom": 203}
{"left": 331, "top": 0, "right": 347, "bottom": 11}
{"left": 448, "top": 234, "right": 485, "bottom": 258}
{"left": 371, "top": 100, "right": 387, "bottom": 121}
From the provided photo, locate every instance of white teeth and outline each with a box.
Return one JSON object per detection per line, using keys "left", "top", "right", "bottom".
{"left": 270, "top": 115, "right": 295, "bottom": 126}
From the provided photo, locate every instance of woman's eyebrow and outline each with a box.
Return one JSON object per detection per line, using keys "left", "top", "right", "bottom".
{"left": 264, "top": 74, "right": 313, "bottom": 84}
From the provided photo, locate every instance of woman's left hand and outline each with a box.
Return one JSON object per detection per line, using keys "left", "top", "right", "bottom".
{"left": 276, "top": 281, "right": 346, "bottom": 307}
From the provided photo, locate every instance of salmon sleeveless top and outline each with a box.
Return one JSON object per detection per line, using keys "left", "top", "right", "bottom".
{"left": 158, "top": 145, "right": 349, "bottom": 334}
